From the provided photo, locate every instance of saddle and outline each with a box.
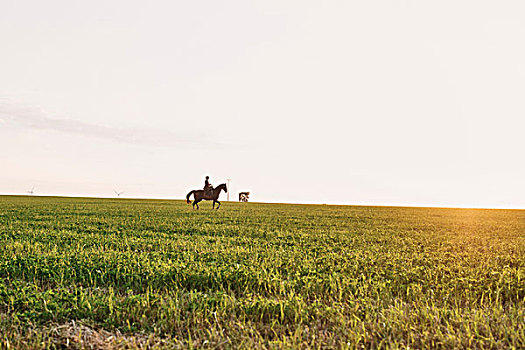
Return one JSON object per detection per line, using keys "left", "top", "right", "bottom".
{"left": 204, "top": 185, "right": 213, "bottom": 197}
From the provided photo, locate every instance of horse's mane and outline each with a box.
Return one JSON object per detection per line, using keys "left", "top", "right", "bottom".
{"left": 214, "top": 183, "right": 227, "bottom": 191}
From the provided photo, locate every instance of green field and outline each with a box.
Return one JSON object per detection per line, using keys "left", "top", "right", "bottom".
{"left": 0, "top": 195, "right": 524, "bottom": 349}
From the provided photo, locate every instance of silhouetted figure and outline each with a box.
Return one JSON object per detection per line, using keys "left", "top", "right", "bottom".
{"left": 204, "top": 176, "right": 213, "bottom": 197}
{"left": 204, "top": 176, "right": 212, "bottom": 189}
{"left": 187, "top": 183, "right": 228, "bottom": 209}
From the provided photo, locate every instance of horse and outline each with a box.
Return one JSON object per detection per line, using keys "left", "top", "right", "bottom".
{"left": 186, "top": 183, "right": 228, "bottom": 209}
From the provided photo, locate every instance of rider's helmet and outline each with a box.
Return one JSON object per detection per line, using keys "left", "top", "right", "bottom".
{"left": 205, "top": 176, "right": 209, "bottom": 179}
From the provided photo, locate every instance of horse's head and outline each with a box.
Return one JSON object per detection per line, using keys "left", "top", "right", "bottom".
{"left": 219, "top": 183, "right": 228, "bottom": 193}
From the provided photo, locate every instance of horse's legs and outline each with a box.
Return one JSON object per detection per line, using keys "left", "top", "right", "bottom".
{"left": 215, "top": 200, "right": 221, "bottom": 210}
{"left": 212, "top": 200, "right": 216, "bottom": 209}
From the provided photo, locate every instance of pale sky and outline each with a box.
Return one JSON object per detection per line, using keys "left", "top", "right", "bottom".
{"left": 1, "top": 0, "right": 525, "bottom": 208}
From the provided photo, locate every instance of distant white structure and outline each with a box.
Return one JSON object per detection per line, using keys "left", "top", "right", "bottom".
{"left": 27, "top": 186, "right": 35, "bottom": 195}
{"left": 113, "top": 189, "right": 124, "bottom": 198}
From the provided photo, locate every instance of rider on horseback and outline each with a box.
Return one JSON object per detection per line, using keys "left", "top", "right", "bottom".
{"left": 204, "top": 176, "right": 213, "bottom": 197}
{"left": 187, "top": 178, "right": 227, "bottom": 209}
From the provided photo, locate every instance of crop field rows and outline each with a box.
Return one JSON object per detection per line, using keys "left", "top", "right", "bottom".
{"left": 0, "top": 195, "right": 524, "bottom": 348}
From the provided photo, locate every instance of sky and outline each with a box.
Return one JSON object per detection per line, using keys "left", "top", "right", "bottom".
{"left": 1, "top": 0, "right": 525, "bottom": 208}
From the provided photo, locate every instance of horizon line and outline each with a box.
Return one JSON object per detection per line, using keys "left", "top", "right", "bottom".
{"left": 1, "top": 193, "right": 524, "bottom": 211}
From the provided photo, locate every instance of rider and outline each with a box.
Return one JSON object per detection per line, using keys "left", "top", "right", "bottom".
{"left": 204, "top": 176, "right": 213, "bottom": 196}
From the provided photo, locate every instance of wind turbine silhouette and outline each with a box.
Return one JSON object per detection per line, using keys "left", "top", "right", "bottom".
{"left": 27, "top": 186, "right": 35, "bottom": 195}
{"left": 114, "top": 189, "right": 124, "bottom": 198}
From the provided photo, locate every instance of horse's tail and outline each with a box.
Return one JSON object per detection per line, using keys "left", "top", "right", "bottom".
{"left": 186, "top": 190, "right": 195, "bottom": 204}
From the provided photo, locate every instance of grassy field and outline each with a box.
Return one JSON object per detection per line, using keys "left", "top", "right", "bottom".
{"left": 0, "top": 195, "right": 524, "bottom": 349}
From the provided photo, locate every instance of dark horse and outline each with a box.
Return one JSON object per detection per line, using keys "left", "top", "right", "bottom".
{"left": 186, "top": 183, "right": 228, "bottom": 209}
